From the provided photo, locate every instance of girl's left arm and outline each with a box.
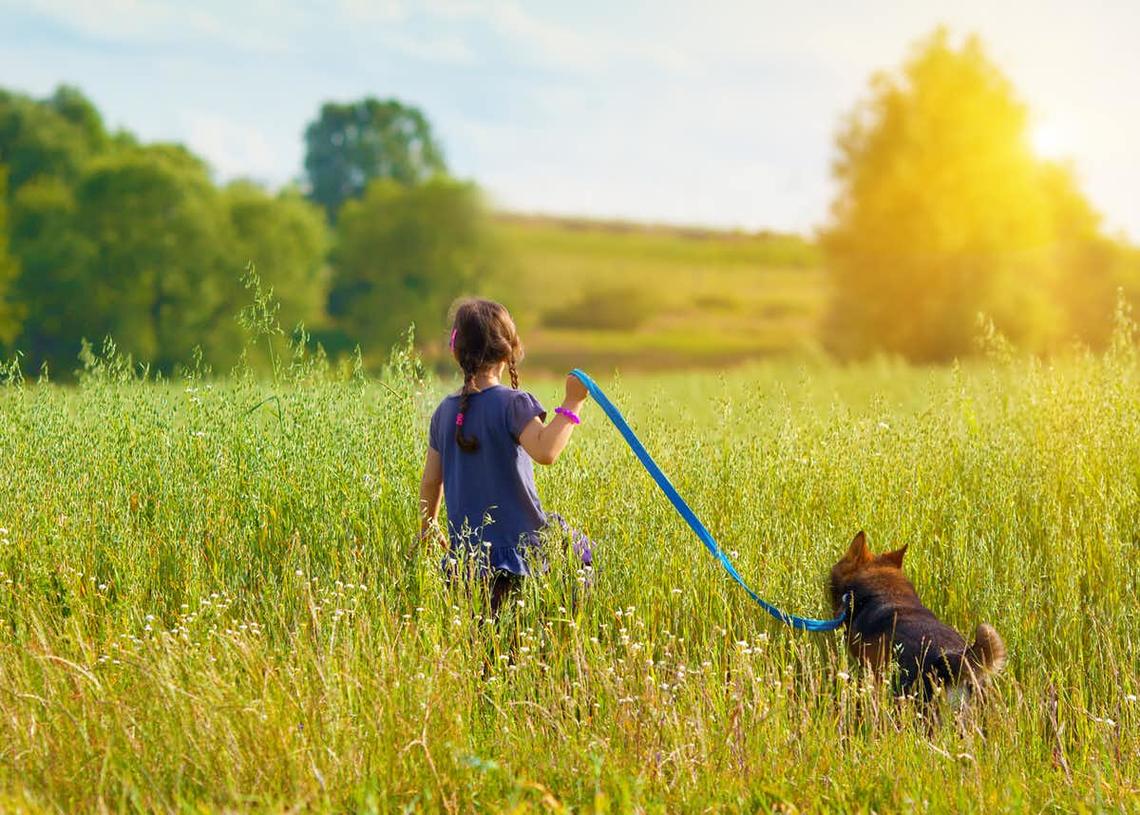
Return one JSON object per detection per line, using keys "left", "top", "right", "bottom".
{"left": 419, "top": 448, "right": 445, "bottom": 545}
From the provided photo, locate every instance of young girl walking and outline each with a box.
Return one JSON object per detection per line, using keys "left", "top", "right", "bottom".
{"left": 419, "top": 298, "right": 593, "bottom": 612}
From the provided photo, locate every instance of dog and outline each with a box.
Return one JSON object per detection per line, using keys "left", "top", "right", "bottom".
{"left": 829, "top": 531, "right": 1006, "bottom": 701}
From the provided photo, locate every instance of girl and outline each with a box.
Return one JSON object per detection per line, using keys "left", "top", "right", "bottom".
{"left": 418, "top": 298, "right": 593, "bottom": 612}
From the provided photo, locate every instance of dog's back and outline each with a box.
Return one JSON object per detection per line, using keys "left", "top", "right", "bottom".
{"left": 830, "top": 531, "right": 1006, "bottom": 697}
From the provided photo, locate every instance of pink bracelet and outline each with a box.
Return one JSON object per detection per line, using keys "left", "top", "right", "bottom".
{"left": 554, "top": 406, "right": 581, "bottom": 425}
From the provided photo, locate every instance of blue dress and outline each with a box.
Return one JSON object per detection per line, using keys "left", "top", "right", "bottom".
{"left": 429, "top": 385, "right": 592, "bottom": 576}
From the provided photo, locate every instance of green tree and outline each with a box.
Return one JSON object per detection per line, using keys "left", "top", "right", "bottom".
{"left": 224, "top": 181, "right": 330, "bottom": 331}
{"left": 6, "top": 176, "right": 90, "bottom": 368}
{"left": 821, "top": 30, "right": 1079, "bottom": 360}
{"left": 0, "top": 85, "right": 108, "bottom": 193}
{"left": 328, "top": 177, "right": 497, "bottom": 354}
{"left": 71, "top": 144, "right": 240, "bottom": 371}
{"left": 0, "top": 168, "right": 22, "bottom": 346}
{"left": 303, "top": 98, "right": 446, "bottom": 221}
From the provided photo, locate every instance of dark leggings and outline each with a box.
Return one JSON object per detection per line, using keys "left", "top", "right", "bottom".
{"left": 488, "top": 570, "right": 523, "bottom": 616}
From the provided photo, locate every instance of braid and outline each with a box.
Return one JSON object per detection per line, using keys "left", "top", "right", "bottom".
{"left": 456, "top": 371, "right": 480, "bottom": 452}
{"left": 448, "top": 297, "right": 525, "bottom": 452}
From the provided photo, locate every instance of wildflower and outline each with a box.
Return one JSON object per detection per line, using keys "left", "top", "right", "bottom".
{"left": 671, "top": 588, "right": 682, "bottom": 595}
{"left": 295, "top": 569, "right": 304, "bottom": 577}
{"left": 838, "top": 671, "right": 851, "bottom": 682}
{"left": 1125, "top": 694, "right": 1138, "bottom": 703}
{"left": 516, "top": 599, "right": 525, "bottom": 608}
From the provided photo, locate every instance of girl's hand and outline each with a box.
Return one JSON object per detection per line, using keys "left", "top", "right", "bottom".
{"left": 564, "top": 373, "right": 588, "bottom": 408}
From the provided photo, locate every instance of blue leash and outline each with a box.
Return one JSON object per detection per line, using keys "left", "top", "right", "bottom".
{"left": 570, "top": 368, "right": 847, "bottom": 632}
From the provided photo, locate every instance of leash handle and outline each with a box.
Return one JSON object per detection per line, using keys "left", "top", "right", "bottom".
{"left": 570, "top": 368, "right": 847, "bottom": 632}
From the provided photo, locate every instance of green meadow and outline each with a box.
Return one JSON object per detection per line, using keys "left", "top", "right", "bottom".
{"left": 0, "top": 327, "right": 1137, "bottom": 812}
{"left": 487, "top": 215, "right": 825, "bottom": 373}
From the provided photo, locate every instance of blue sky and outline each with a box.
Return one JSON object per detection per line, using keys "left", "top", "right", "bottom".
{"left": 2, "top": 0, "right": 1137, "bottom": 239}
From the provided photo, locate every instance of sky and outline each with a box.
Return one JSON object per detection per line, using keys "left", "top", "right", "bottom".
{"left": 1, "top": 0, "right": 1137, "bottom": 240}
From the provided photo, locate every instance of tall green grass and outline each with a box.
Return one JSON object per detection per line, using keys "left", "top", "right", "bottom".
{"left": 0, "top": 330, "right": 1137, "bottom": 811}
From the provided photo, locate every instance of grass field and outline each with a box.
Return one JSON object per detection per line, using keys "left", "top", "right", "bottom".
{"left": 487, "top": 215, "right": 825, "bottom": 373}
{"left": 1, "top": 333, "right": 1138, "bottom": 812}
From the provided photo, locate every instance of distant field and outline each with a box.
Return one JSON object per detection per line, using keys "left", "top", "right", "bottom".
{"left": 485, "top": 214, "right": 825, "bottom": 373}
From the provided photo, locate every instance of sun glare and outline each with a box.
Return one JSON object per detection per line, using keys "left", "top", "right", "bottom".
{"left": 1029, "top": 119, "right": 1070, "bottom": 161}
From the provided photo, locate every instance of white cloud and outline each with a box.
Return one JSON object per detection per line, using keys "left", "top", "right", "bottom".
{"left": 13, "top": 0, "right": 295, "bottom": 53}
{"left": 378, "top": 29, "right": 476, "bottom": 65}
{"left": 182, "top": 110, "right": 286, "bottom": 184}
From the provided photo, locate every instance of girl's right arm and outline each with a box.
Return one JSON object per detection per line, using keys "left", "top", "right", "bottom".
{"left": 518, "top": 374, "right": 589, "bottom": 466}
{"left": 419, "top": 448, "right": 445, "bottom": 545}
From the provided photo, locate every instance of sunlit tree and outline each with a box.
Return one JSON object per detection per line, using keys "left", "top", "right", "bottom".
{"left": 822, "top": 29, "right": 1083, "bottom": 360}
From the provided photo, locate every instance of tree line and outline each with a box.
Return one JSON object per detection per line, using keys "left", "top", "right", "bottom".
{"left": 2, "top": 28, "right": 1138, "bottom": 373}
{"left": 0, "top": 88, "right": 494, "bottom": 376}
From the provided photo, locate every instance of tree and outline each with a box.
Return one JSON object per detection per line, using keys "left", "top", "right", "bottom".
{"left": 303, "top": 98, "right": 446, "bottom": 221}
{"left": 71, "top": 144, "right": 240, "bottom": 371}
{"left": 6, "top": 176, "right": 90, "bottom": 368}
{"left": 223, "top": 181, "right": 330, "bottom": 331}
{"left": 821, "top": 30, "right": 1083, "bottom": 361}
{"left": 0, "top": 168, "right": 22, "bottom": 347}
{"left": 328, "top": 177, "right": 498, "bottom": 354}
{"left": 0, "top": 85, "right": 107, "bottom": 194}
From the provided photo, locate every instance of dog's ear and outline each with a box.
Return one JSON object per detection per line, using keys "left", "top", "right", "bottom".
{"left": 843, "top": 530, "right": 871, "bottom": 562}
{"left": 878, "top": 544, "right": 908, "bottom": 569}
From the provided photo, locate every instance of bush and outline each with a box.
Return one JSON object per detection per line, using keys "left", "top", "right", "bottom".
{"left": 542, "top": 285, "right": 661, "bottom": 330}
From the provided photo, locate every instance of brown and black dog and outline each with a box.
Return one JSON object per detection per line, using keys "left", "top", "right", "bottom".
{"left": 829, "top": 531, "right": 1006, "bottom": 700}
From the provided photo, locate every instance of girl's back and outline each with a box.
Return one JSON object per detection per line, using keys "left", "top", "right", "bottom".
{"left": 429, "top": 385, "right": 546, "bottom": 573}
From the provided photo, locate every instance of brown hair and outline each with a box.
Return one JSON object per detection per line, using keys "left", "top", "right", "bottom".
{"left": 450, "top": 298, "right": 524, "bottom": 452}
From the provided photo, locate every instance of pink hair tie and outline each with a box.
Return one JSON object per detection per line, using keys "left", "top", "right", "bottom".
{"left": 554, "top": 407, "right": 580, "bottom": 425}
{"left": 449, "top": 328, "right": 457, "bottom": 351}
{"left": 455, "top": 412, "right": 465, "bottom": 427}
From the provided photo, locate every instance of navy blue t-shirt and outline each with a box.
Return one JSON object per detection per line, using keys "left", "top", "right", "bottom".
{"left": 429, "top": 385, "right": 548, "bottom": 575}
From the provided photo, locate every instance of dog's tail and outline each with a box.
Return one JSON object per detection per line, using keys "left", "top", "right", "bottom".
{"left": 965, "top": 623, "right": 1007, "bottom": 679}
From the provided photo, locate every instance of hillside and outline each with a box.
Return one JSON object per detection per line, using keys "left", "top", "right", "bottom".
{"left": 482, "top": 214, "right": 826, "bottom": 373}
